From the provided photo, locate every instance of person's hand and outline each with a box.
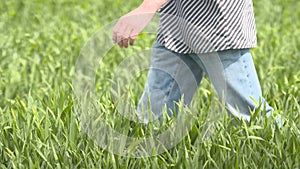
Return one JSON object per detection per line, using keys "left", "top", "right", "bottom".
{"left": 112, "top": 7, "right": 155, "bottom": 48}
{"left": 112, "top": 0, "right": 169, "bottom": 48}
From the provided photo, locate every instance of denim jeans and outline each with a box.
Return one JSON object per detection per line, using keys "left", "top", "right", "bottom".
{"left": 137, "top": 42, "right": 273, "bottom": 123}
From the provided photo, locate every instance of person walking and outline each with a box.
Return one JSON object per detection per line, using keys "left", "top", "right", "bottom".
{"left": 112, "top": 0, "right": 277, "bottom": 125}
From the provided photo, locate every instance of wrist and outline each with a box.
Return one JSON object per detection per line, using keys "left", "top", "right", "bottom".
{"left": 140, "top": 0, "right": 169, "bottom": 12}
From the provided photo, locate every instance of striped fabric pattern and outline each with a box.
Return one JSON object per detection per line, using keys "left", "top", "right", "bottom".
{"left": 156, "top": 0, "right": 257, "bottom": 54}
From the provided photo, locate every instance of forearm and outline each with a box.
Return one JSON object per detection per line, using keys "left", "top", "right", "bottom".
{"left": 138, "top": 0, "right": 169, "bottom": 12}
{"left": 112, "top": 0, "right": 169, "bottom": 48}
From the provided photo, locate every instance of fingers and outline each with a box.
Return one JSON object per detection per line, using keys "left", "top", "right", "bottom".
{"left": 112, "top": 10, "right": 155, "bottom": 48}
{"left": 117, "top": 36, "right": 123, "bottom": 48}
{"left": 113, "top": 31, "right": 131, "bottom": 48}
{"left": 123, "top": 27, "right": 132, "bottom": 48}
{"left": 129, "top": 34, "right": 137, "bottom": 46}
{"left": 112, "top": 18, "right": 137, "bottom": 48}
{"left": 129, "top": 37, "right": 135, "bottom": 46}
{"left": 112, "top": 22, "right": 129, "bottom": 48}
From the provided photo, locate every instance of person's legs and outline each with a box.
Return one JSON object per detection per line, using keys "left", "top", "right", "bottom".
{"left": 195, "top": 49, "right": 273, "bottom": 121}
{"left": 137, "top": 42, "right": 203, "bottom": 123}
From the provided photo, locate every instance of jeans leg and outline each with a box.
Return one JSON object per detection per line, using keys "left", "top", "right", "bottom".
{"left": 197, "top": 49, "right": 273, "bottom": 121}
{"left": 137, "top": 42, "right": 203, "bottom": 124}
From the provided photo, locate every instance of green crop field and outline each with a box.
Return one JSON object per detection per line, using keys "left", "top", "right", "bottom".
{"left": 1, "top": 0, "right": 300, "bottom": 168}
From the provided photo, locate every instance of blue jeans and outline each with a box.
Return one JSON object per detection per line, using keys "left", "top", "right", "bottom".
{"left": 137, "top": 42, "right": 273, "bottom": 123}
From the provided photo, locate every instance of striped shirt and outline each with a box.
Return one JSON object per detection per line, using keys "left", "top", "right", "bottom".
{"left": 156, "top": 0, "right": 257, "bottom": 54}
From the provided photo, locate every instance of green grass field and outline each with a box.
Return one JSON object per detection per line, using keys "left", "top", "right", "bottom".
{"left": 1, "top": 0, "right": 300, "bottom": 168}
